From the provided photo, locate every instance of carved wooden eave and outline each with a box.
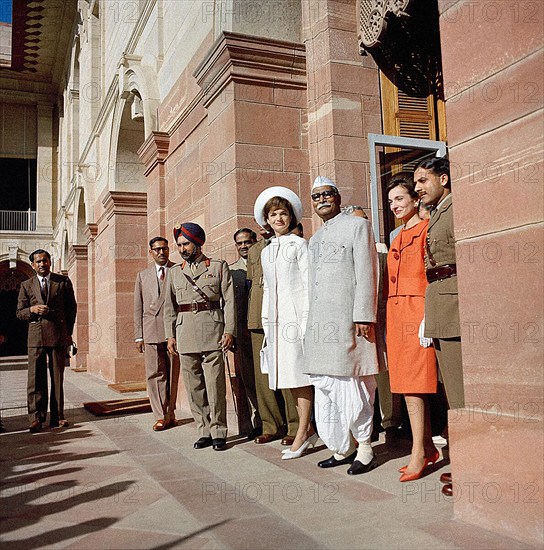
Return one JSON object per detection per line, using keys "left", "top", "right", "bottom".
{"left": 358, "top": 0, "right": 413, "bottom": 53}
{"left": 137, "top": 131, "right": 170, "bottom": 177}
{"left": 193, "top": 31, "right": 306, "bottom": 108}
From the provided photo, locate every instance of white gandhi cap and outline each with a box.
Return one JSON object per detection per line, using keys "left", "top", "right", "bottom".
{"left": 312, "top": 176, "right": 337, "bottom": 191}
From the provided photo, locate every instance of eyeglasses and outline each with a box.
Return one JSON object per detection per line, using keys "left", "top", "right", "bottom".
{"left": 311, "top": 190, "right": 337, "bottom": 201}
{"left": 151, "top": 247, "right": 169, "bottom": 252}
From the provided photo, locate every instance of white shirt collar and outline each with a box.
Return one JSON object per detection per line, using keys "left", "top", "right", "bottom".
{"left": 155, "top": 264, "right": 168, "bottom": 276}
{"left": 435, "top": 193, "right": 451, "bottom": 211}
{"left": 37, "top": 273, "right": 50, "bottom": 283}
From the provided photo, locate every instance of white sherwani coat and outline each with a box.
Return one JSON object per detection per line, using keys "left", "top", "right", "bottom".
{"left": 304, "top": 213, "right": 379, "bottom": 377}
{"left": 261, "top": 233, "right": 310, "bottom": 390}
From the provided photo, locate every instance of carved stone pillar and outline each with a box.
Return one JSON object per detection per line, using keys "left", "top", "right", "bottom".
{"left": 302, "top": 0, "right": 382, "bottom": 218}
{"left": 68, "top": 244, "right": 89, "bottom": 371}
{"left": 138, "top": 131, "right": 170, "bottom": 239}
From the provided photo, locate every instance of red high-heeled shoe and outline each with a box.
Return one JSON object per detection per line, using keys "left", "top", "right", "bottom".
{"left": 399, "top": 458, "right": 432, "bottom": 482}
{"left": 398, "top": 449, "right": 440, "bottom": 473}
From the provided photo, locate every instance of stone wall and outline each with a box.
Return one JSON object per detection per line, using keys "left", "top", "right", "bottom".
{"left": 439, "top": 1, "right": 543, "bottom": 544}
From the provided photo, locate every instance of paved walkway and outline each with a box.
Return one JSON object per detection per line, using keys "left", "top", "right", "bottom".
{"left": 0, "top": 362, "right": 532, "bottom": 550}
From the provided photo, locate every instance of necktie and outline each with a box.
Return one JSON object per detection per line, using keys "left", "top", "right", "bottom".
{"left": 159, "top": 267, "right": 165, "bottom": 281}
{"left": 41, "top": 278, "right": 48, "bottom": 302}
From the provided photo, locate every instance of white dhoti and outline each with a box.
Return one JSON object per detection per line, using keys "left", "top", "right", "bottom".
{"left": 310, "top": 374, "right": 377, "bottom": 456}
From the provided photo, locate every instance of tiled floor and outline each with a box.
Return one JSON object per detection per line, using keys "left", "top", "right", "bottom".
{"left": 0, "top": 363, "right": 533, "bottom": 550}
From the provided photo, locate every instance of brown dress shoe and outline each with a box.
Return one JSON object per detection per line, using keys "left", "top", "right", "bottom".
{"left": 29, "top": 420, "right": 42, "bottom": 433}
{"left": 255, "top": 433, "right": 279, "bottom": 444}
{"left": 442, "top": 483, "right": 453, "bottom": 497}
{"left": 440, "top": 472, "right": 452, "bottom": 484}
{"left": 153, "top": 418, "right": 168, "bottom": 431}
{"left": 281, "top": 436, "right": 295, "bottom": 446}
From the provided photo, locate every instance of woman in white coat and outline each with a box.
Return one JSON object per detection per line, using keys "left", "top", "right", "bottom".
{"left": 255, "top": 186, "right": 317, "bottom": 460}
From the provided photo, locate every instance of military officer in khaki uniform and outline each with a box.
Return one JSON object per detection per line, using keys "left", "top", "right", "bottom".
{"left": 415, "top": 157, "right": 464, "bottom": 497}
{"left": 164, "top": 223, "right": 235, "bottom": 451}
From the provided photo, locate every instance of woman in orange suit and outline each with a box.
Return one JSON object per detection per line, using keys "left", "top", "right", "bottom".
{"left": 386, "top": 175, "right": 439, "bottom": 482}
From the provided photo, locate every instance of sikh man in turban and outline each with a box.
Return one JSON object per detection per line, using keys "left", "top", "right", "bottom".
{"left": 164, "top": 223, "right": 236, "bottom": 451}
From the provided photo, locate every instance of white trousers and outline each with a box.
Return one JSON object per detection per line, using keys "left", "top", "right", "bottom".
{"left": 311, "top": 374, "right": 377, "bottom": 456}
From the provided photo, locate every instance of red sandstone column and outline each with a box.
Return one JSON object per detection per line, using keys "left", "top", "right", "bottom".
{"left": 439, "top": 1, "right": 543, "bottom": 544}
{"left": 193, "top": 32, "right": 311, "bottom": 249}
{"left": 138, "top": 132, "right": 170, "bottom": 239}
{"left": 87, "top": 192, "right": 147, "bottom": 383}
{"left": 302, "top": 0, "right": 382, "bottom": 218}
{"left": 67, "top": 245, "right": 89, "bottom": 371}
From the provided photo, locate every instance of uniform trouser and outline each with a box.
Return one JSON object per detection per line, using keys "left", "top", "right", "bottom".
{"left": 180, "top": 350, "right": 227, "bottom": 439}
{"left": 250, "top": 330, "right": 298, "bottom": 437}
{"left": 433, "top": 337, "right": 465, "bottom": 410}
{"left": 235, "top": 337, "right": 262, "bottom": 429}
{"left": 144, "top": 342, "right": 180, "bottom": 421}
{"left": 375, "top": 370, "right": 402, "bottom": 429}
{"left": 27, "top": 346, "right": 66, "bottom": 423}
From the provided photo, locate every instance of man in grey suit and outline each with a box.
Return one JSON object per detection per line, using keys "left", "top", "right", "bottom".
{"left": 134, "top": 236, "right": 180, "bottom": 431}
{"left": 17, "top": 249, "right": 77, "bottom": 432}
{"left": 304, "top": 177, "right": 380, "bottom": 475}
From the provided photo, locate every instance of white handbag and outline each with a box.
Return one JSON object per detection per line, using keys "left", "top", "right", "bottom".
{"left": 259, "top": 339, "right": 269, "bottom": 375}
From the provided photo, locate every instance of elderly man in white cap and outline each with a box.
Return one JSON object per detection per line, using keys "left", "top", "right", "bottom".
{"left": 304, "top": 176, "right": 380, "bottom": 474}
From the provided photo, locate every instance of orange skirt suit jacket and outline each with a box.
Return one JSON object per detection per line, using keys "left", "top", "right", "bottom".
{"left": 386, "top": 220, "right": 437, "bottom": 394}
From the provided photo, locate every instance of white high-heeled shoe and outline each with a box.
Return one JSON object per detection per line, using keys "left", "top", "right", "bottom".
{"left": 281, "top": 433, "right": 318, "bottom": 460}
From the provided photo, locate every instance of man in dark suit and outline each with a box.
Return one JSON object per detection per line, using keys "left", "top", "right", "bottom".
{"left": 134, "top": 236, "right": 180, "bottom": 431}
{"left": 229, "top": 228, "right": 261, "bottom": 439}
{"left": 17, "top": 249, "right": 77, "bottom": 432}
{"left": 415, "top": 157, "right": 464, "bottom": 497}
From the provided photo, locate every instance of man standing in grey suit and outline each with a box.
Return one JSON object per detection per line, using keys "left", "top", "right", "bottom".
{"left": 17, "top": 249, "right": 77, "bottom": 432}
{"left": 305, "top": 177, "right": 380, "bottom": 475}
{"left": 134, "top": 236, "right": 180, "bottom": 431}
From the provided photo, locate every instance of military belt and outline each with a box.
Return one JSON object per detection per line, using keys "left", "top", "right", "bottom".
{"left": 176, "top": 301, "right": 221, "bottom": 314}
{"left": 426, "top": 264, "right": 457, "bottom": 283}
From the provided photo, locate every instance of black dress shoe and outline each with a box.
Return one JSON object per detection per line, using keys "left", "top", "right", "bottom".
{"left": 212, "top": 438, "right": 227, "bottom": 451}
{"left": 318, "top": 451, "right": 357, "bottom": 468}
{"left": 247, "top": 427, "right": 263, "bottom": 441}
{"left": 347, "top": 457, "right": 378, "bottom": 475}
{"left": 194, "top": 436, "right": 213, "bottom": 449}
{"left": 29, "top": 419, "right": 42, "bottom": 433}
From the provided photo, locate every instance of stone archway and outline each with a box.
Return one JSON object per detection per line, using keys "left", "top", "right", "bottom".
{"left": 86, "top": 89, "right": 148, "bottom": 382}
{"left": 0, "top": 261, "right": 34, "bottom": 357}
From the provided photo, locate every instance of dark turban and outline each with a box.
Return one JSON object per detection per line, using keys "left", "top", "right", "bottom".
{"left": 173, "top": 223, "right": 206, "bottom": 246}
